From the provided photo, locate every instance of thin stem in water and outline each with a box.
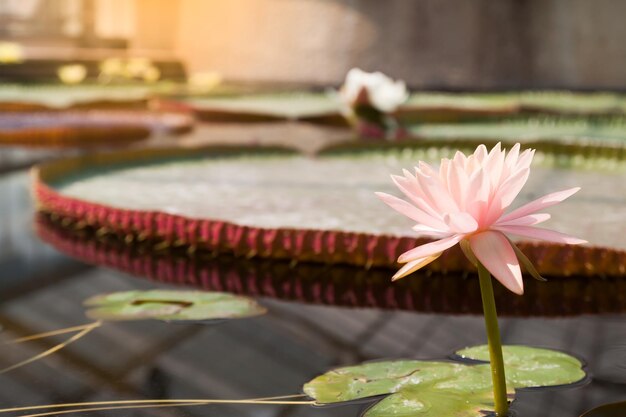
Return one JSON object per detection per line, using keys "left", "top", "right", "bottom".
{"left": 0, "top": 394, "right": 312, "bottom": 417}
{"left": 477, "top": 261, "right": 509, "bottom": 416}
{"left": 4, "top": 323, "right": 101, "bottom": 345}
{"left": 0, "top": 321, "right": 102, "bottom": 375}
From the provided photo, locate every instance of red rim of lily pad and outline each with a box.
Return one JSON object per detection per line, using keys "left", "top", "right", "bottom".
{"left": 0, "top": 125, "right": 151, "bottom": 148}
{"left": 35, "top": 212, "right": 626, "bottom": 317}
{"left": 0, "top": 98, "right": 150, "bottom": 112}
{"left": 32, "top": 139, "right": 626, "bottom": 277}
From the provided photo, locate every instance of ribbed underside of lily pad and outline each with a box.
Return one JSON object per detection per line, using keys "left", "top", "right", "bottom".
{"left": 304, "top": 345, "right": 585, "bottom": 417}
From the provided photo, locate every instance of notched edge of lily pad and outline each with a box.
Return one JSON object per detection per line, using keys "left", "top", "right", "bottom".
{"left": 83, "top": 290, "right": 267, "bottom": 322}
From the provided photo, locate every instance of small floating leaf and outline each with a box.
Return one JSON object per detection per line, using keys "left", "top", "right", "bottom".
{"left": 456, "top": 345, "right": 586, "bottom": 388}
{"left": 84, "top": 290, "right": 266, "bottom": 322}
{"left": 305, "top": 345, "right": 585, "bottom": 417}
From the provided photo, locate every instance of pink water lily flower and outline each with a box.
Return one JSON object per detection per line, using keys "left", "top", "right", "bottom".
{"left": 376, "top": 143, "right": 586, "bottom": 295}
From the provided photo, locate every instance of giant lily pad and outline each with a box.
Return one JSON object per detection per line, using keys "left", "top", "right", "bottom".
{"left": 0, "top": 84, "right": 160, "bottom": 110}
{"left": 0, "top": 110, "right": 194, "bottom": 148}
{"left": 517, "top": 91, "right": 626, "bottom": 115}
{"left": 410, "top": 118, "right": 626, "bottom": 144}
{"left": 179, "top": 91, "right": 626, "bottom": 125}
{"left": 182, "top": 93, "right": 344, "bottom": 124}
{"left": 407, "top": 91, "right": 626, "bottom": 117}
{"left": 32, "top": 141, "right": 626, "bottom": 278}
{"left": 83, "top": 290, "right": 266, "bottom": 322}
{"left": 304, "top": 345, "right": 585, "bottom": 417}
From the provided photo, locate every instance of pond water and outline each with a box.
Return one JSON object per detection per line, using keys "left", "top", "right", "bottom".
{"left": 2, "top": 162, "right": 626, "bottom": 417}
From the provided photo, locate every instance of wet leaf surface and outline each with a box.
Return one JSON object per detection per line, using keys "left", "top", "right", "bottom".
{"left": 456, "top": 345, "right": 586, "bottom": 388}
{"left": 304, "top": 345, "right": 585, "bottom": 417}
{"left": 409, "top": 118, "right": 626, "bottom": 142}
{"left": 84, "top": 290, "right": 267, "bottom": 322}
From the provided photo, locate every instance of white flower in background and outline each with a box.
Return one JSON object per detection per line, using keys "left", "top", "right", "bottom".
{"left": 57, "top": 64, "right": 87, "bottom": 85}
{"left": 339, "top": 68, "right": 408, "bottom": 113}
{"left": 0, "top": 42, "right": 24, "bottom": 64}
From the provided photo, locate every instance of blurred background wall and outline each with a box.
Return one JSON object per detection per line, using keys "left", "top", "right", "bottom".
{"left": 2, "top": 0, "right": 626, "bottom": 89}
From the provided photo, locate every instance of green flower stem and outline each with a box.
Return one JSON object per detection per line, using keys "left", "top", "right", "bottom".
{"left": 477, "top": 261, "right": 509, "bottom": 416}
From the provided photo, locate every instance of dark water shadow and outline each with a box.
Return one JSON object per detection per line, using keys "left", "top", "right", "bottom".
{"left": 581, "top": 401, "right": 626, "bottom": 417}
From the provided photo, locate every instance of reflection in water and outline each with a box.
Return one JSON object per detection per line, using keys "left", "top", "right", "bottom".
{"left": 581, "top": 401, "right": 626, "bottom": 417}
{"left": 36, "top": 213, "right": 626, "bottom": 317}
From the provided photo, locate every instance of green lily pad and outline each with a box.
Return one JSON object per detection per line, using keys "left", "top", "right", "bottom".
{"left": 304, "top": 345, "right": 585, "bottom": 417}
{"left": 456, "top": 345, "right": 586, "bottom": 388}
{"left": 409, "top": 118, "right": 626, "bottom": 143}
{"left": 84, "top": 290, "right": 266, "bottom": 322}
{"left": 305, "top": 360, "right": 466, "bottom": 403}
{"left": 366, "top": 385, "right": 496, "bottom": 417}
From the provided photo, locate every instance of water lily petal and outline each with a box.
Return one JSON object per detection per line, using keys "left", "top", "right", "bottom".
{"left": 496, "top": 213, "right": 551, "bottom": 226}
{"left": 467, "top": 168, "right": 490, "bottom": 216}
{"left": 392, "top": 253, "right": 441, "bottom": 281}
{"left": 470, "top": 231, "right": 524, "bottom": 295}
{"left": 444, "top": 212, "right": 478, "bottom": 234}
{"left": 397, "top": 234, "right": 463, "bottom": 263}
{"left": 459, "top": 239, "right": 478, "bottom": 266}
{"left": 484, "top": 142, "right": 505, "bottom": 191}
{"left": 447, "top": 159, "right": 469, "bottom": 209}
{"left": 412, "top": 224, "right": 452, "bottom": 238}
{"left": 499, "top": 187, "right": 581, "bottom": 223}
{"left": 392, "top": 174, "right": 441, "bottom": 219}
{"left": 506, "top": 238, "right": 546, "bottom": 281}
{"left": 453, "top": 150, "right": 467, "bottom": 168}
{"left": 415, "top": 170, "right": 459, "bottom": 214}
{"left": 376, "top": 192, "right": 447, "bottom": 230}
{"left": 477, "top": 144, "right": 488, "bottom": 159}
{"left": 483, "top": 167, "right": 530, "bottom": 224}
{"left": 494, "top": 225, "right": 587, "bottom": 245}
{"left": 504, "top": 143, "right": 521, "bottom": 168}
{"left": 515, "top": 148, "right": 535, "bottom": 173}
{"left": 497, "top": 167, "right": 531, "bottom": 209}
